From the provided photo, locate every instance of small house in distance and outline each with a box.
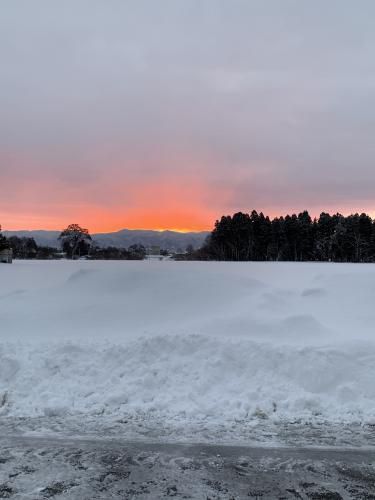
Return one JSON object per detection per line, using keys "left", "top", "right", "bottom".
{"left": 0, "top": 248, "right": 13, "bottom": 263}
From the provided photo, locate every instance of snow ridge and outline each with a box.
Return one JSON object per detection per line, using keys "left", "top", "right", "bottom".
{"left": 1, "top": 335, "right": 374, "bottom": 424}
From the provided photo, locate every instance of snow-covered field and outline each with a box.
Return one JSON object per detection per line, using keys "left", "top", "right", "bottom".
{"left": 1, "top": 260, "right": 375, "bottom": 442}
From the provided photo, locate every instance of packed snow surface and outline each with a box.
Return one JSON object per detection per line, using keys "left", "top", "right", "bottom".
{"left": 1, "top": 260, "right": 375, "bottom": 430}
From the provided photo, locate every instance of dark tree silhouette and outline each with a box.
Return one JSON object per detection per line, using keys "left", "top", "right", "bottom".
{"left": 7, "top": 236, "right": 38, "bottom": 259}
{"left": 0, "top": 225, "right": 9, "bottom": 250}
{"left": 198, "top": 210, "right": 375, "bottom": 263}
{"left": 59, "top": 224, "right": 92, "bottom": 259}
{"left": 127, "top": 244, "right": 146, "bottom": 260}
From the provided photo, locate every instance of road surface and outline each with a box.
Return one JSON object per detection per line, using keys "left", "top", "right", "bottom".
{"left": 1, "top": 435, "right": 375, "bottom": 499}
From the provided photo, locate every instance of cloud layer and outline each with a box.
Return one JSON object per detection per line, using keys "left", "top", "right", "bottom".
{"left": 1, "top": 1, "right": 375, "bottom": 230}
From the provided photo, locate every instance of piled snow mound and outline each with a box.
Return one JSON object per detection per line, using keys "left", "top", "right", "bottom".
{"left": 1, "top": 335, "right": 375, "bottom": 422}
{"left": 2, "top": 260, "right": 375, "bottom": 425}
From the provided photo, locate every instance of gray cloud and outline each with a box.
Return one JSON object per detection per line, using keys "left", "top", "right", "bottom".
{"left": 1, "top": 0, "right": 375, "bottom": 227}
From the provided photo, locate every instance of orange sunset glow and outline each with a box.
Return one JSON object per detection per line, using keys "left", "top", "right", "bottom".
{"left": 1, "top": 174, "right": 226, "bottom": 232}
{"left": 2, "top": 158, "right": 375, "bottom": 233}
{"left": 1, "top": 208, "right": 214, "bottom": 233}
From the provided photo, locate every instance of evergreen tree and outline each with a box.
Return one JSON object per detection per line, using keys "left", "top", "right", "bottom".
{"left": 0, "top": 225, "right": 9, "bottom": 251}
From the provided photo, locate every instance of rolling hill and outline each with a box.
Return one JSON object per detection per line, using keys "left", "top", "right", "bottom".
{"left": 3, "top": 229, "right": 210, "bottom": 251}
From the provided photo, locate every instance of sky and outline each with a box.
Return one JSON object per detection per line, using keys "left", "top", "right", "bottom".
{"left": 1, "top": 0, "right": 375, "bottom": 232}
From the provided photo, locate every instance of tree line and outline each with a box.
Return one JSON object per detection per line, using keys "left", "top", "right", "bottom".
{"left": 0, "top": 224, "right": 146, "bottom": 260}
{"left": 192, "top": 210, "right": 375, "bottom": 262}
{"left": 4, "top": 212, "right": 375, "bottom": 262}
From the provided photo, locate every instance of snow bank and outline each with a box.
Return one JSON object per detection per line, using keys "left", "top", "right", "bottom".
{"left": 1, "top": 260, "right": 375, "bottom": 425}
{"left": 1, "top": 336, "right": 375, "bottom": 423}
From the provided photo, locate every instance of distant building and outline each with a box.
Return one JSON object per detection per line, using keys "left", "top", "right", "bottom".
{"left": 0, "top": 248, "right": 13, "bottom": 263}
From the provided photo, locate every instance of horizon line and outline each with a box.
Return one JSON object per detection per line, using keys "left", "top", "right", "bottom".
{"left": 3, "top": 226, "right": 212, "bottom": 234}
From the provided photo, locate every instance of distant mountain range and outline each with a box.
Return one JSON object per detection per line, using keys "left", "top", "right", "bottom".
{"left": 3, "top": 229, "right": 210, "bottom": 251}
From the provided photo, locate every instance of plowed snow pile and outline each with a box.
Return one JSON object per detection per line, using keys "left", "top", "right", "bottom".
{"left": 1, "top": 261, "right": 375, "bottom": 426}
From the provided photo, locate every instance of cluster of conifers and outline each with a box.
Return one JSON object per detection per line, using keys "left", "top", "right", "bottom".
{"left": 194, "top": 210, "right": 375, "bottom": 262}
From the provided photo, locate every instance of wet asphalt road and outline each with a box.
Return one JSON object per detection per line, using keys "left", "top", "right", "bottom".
{"left": 1, "top": 436, "right": 375, "bottom": 499}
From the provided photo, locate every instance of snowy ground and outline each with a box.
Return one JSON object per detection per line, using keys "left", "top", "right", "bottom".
{"left": 1, "top": 260, "right": 375, "bottom": 446}
{"left": 2, "top": 260, "right": 375, "bottom": 498}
